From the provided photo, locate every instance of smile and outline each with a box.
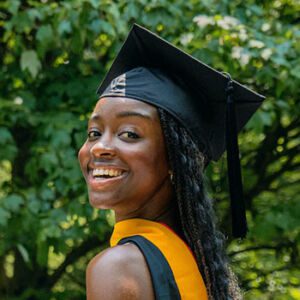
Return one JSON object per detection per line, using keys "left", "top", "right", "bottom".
{"left": 92, "top": 168, "right": 124, "bottom": 178}
{"left": 87, "top": 167, "right": 128, "bottom": 190}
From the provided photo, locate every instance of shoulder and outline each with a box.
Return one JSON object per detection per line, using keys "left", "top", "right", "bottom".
{"left": 86, "top": 243, "right": 155, "bottom": 300}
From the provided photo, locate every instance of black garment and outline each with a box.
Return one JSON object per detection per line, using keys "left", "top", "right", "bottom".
{"left": 118, "top": 235, "right": 181, "bottom": 300}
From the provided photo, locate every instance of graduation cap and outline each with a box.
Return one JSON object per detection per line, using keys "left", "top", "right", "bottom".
{"left": 96, "top": 24, "right": 265, "bottom": 238}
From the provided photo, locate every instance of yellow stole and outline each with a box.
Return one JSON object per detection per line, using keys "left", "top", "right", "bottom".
{"left": 110, "top": 218, "right": 208, "bottom": 299}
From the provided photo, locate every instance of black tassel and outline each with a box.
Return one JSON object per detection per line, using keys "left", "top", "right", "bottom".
{"left": 223, "top": 73, "right": 248, "bottom": 238}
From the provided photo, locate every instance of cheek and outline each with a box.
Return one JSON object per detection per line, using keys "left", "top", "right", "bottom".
{"left": 152, "top": 146, "right": 169, "bottom": 174}
{"left": 124, "top": 139, "right": 168, "bottom": 176}
{"left": 78, "top": 143, "right": 89, "bottom": 171}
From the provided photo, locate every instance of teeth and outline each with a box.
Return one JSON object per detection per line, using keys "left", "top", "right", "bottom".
{"left": 92, "top": 168, "right": 123, "bottom": 177}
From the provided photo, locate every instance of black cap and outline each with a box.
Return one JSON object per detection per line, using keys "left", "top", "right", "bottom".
{"left": 96, "top": 24, "right": 265, "bottom": 238}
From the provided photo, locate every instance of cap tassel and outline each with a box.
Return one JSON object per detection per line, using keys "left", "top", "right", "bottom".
{"left": 224, "top": 73, "right": 248, "bottom": 238}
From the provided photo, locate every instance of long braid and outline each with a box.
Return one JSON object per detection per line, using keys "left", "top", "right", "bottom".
{"left": 158, "top": 108, "right": 242, "bottom": 300}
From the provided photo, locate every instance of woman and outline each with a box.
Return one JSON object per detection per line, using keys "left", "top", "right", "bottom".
{"left": 78, "top": 24, "right": 264, "bottom": 299}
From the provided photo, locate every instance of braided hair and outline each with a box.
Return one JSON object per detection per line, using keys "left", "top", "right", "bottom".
{"left": 158, "top": 108, "right": 242, "bottom": 300}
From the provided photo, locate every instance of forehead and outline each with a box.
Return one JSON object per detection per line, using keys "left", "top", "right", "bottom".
{"left": 92, "top": 97, "right": 158, "bottom": 118}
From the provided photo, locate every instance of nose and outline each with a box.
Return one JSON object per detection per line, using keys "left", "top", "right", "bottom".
{"left": 90, "top": 132, "right": 116, "bottom": 158}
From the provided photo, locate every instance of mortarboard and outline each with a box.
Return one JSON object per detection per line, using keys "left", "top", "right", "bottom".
{"left": 96, "top": 24, "right": 265, "bottom": 238}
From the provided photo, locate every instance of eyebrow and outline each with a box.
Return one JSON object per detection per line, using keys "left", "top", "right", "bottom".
{"left": 116, "top": 111, "right": 152, "bottom": 120}
{"left": 89, "top": 111, "right": 152, "bottom": 122}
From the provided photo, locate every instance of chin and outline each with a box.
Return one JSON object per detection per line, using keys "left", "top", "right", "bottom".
{"left": 88, "top": 191, "right": 116, "bottom": 209}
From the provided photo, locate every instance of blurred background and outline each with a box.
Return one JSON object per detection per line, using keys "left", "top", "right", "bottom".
{"left": 0, "top": 0, "right": 299, "bottom": 299}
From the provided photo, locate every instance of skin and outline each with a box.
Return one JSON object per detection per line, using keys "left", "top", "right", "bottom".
{"left": 78, "top": 97, "right": 179, "bottom": 299}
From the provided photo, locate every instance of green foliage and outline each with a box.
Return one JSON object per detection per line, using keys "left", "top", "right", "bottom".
{"left": 0, "top": 0, "right": 299, "bottom": 299}
{"left": 20, "top": 50, "right": 41, "bottom": 78}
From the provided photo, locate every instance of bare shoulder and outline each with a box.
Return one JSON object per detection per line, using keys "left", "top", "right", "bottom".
{"left": 86, "top": 243, "right": 155, "bottom": 300}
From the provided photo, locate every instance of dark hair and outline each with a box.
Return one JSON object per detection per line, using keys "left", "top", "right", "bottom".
{"left": 158, "top": 108, "right": 242, "bottom": 300}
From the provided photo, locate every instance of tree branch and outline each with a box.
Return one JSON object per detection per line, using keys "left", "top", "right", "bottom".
{"left": 241, "top": 263, "right": 298, "bottom": 290}
{"left": 246, "top": 159, "right": 300, "bottom": 204}
{"left": 65, "top": 272, "right": 86, "bottom": 289}
{"left": 229, "top": 242, "right": 293, "bottom": 257}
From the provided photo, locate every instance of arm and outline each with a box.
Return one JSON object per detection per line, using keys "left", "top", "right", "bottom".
{"left": 86, "top": 243, "right": 155, "bottom": 300}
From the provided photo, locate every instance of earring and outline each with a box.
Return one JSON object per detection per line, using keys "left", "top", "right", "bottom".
{"left": 168, "top": 170, "right": 174, "bottom": 184}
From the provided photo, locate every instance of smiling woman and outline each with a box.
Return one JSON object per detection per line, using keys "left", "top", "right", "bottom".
{"left": 78, "top": 24, "right": 264, "bottom": 300}
{"left": 79, "top": 97, "right": 172, "bottom": 218}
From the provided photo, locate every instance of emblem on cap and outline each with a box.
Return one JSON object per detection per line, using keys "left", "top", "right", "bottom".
{"left": 105, "top": 73, "right": 126, "bottom": 96}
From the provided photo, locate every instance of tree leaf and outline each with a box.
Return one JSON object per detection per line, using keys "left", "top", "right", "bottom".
{"left": 3, "top": 194, "right": 24, "bottom": 212}
{"left": 20, "top": 50, "right": 41, "bottom": 78}
{"left": 58, "top": 20, "right": 72, "bottom": 35}
{"left": 17, "top": 244, "right": 31, "bottom": 264}
{"left": 36, "top": 25, "right": 53, "bottom": 43}
{"left": 89, "top": 20, "right": 115, "bottom": 36}
{"left": 0, "top": 207, "right": 11, "bottom": 226}
{"left": 7, "top": 0, "right": 21, "bottom": 15}
{"left": 0, "top": 127, "right": 14, "bottom": 144}
{"left": 290, "top": 65, "right": 300, "bottom": 79}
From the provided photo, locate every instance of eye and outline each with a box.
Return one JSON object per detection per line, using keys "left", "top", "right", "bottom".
{"left": 88, "top": 130, "right": 101, "bottom": 140}
{"left": 119, "top": 131, "right": 140, "bottom": 140}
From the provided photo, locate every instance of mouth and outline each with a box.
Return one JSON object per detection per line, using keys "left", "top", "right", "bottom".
{"left": 92, "top": 168, "right": 124, "bottom": 178}
{"left": 87, "top": 166, "right": 128, "bottom": 189}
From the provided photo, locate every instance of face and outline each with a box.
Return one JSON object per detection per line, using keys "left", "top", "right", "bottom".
{"left": 78, "top": 97, "right": 172, "bottom": 220}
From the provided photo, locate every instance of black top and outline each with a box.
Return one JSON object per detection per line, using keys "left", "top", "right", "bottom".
{"left": 118, "top": 235, "right": 181, "bottom": 300}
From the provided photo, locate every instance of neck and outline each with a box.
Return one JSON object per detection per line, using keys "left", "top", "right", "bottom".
{"left": 153, "top": 204, "right": 183, "bottom": 238}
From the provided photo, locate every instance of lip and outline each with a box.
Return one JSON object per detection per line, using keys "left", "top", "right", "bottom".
{"left": 87, "top": 171, "right": 128, "bottom": 190}
{"left": 88, "top": 163, "right": 128, "bottom": 172}
{"left": 87, "top": 164, "right": 129, "bottom": 190}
